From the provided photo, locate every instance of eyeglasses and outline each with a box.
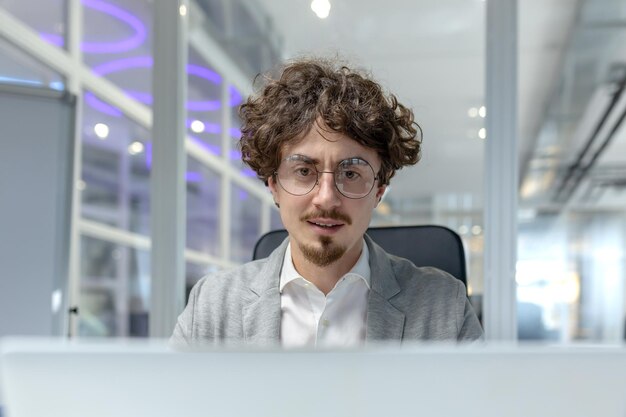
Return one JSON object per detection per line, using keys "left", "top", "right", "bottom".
{"left": 275, "top": 155, "right": 379, "bottom": 199}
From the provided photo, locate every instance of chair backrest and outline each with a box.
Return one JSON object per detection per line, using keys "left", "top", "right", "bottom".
{"left": 252, "top": 225, "right": 467, "bottom": 285}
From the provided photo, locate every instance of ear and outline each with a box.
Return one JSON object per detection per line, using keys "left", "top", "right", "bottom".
{"left": 268, "top": 176, "right": 280, "bottom": 206}
{"left": 374, "top": 185, "right": 387, "bottom": 206}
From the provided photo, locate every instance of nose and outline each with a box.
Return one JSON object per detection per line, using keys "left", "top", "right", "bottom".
{"left": 311, "top": 171, "right": 341, "bottom": 209}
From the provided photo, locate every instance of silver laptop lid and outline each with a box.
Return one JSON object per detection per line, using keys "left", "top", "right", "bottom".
{"left": 2, "top": 338, "right": 626, "bottom": 417}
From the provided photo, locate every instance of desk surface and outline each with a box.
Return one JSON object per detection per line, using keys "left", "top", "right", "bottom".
{"left": 2, "top": 339, "right": 626, "bottom": 417}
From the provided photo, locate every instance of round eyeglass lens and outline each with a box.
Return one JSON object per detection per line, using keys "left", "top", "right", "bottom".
{"left": 335, "top": 158, "right": 376, "bottom": 198}
{"left": 276, "top": 157, "right": 319, "bottom": 196}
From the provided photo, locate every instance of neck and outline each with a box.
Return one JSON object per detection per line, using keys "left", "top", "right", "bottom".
{"left": 290, "top": 240, "right": 363, "bottom": 295}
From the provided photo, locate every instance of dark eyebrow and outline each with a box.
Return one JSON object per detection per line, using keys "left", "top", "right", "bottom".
{"left": 285, "top": 154, "right": 371, "bottom": 166}
{"left": 341, "top": 157, "right": 370, "bottom": 165}
{"left": 285, "top": 154, "right": 318, "bottom": 164}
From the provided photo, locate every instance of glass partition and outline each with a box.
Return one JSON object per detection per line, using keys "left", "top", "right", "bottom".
{"left": 186, "top": 156, "right": 221, "bottom": 257}
{"left": 187, "top": 46, "right": 223, "bottom": 154}
{"left": 518, "top": 0, "right": 626, "bottom": 342}
{"left": 230, "top": 184, "right": 262, "bottom": 263}
{"left": 0, "top": 37, "right": 65, "bottom": 89}
{"left": 0, "top": 0, "right": 66, "bottom": 49}
{"left": 82, "top": 0, "right": 153, "bottom": 95}
{"left": 81, "top": 90, "right": 151, "bottom": 235}
{"left": 79, "top": 236, "right": 150, "bottom": 337}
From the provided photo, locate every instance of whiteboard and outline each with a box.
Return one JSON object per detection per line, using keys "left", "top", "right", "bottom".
{"left": 0, "top": 84, "right": 75, "bottom": 337}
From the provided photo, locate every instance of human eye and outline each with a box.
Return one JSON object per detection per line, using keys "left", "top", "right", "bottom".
{"left": 294, "top": 166, "right": 313, "bottom": 177}
{"left": 341, "top": 169, "right": 361, "bottom": 181}
{"left": 338, "top": 158, "right": 369, "bottom": 181}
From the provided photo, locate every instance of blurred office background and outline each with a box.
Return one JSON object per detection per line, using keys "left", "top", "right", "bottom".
{"left": 0, "top": 0, "right": 625, "bottom": 343}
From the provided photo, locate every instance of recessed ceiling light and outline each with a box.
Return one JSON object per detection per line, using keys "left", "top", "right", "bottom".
{"left": 311, "top": 0, "right": 331, "bottom": 19}
{"left": 478, "top": 128, "right": 486, "bottom": 139}
{"left": 179, "top": 4, "right": 187, "bottom": 16}
{"left": 479, "top": 106, "right": 486, "bottom": 118}
{"left": 128, "top": 141, "right": 145, "bottom": 155}
{"left": 458, "top": 225, "right": 469, "bottom": 235}
{"left": 190, "top": 120, "right": 205, "bottom": 133}
{"left": 471, "top": 225, "right": 482, "bottom": 235}
{"left": 468, "top": 107, "right": 478, "bottom": 118}
{"left": 94, "top": 123, "right": 109, "bottom": 139}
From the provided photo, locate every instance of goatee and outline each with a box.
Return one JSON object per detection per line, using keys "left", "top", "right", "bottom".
{"left": 298, "top": 236, "right": 346, "bottom": 267}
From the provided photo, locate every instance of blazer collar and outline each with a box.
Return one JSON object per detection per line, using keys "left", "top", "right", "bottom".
{"left": 364, "top": 234, "right": 406, "bottom": 342}
{"left": 242, "top": 235, "right": 407, "bottom": 344}
{"left": 242, "top": 238, "right": 288, "bottom": 345}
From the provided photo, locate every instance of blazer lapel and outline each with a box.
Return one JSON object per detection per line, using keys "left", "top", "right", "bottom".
{"left": 364, "top": 235, "right": 406, "bottom": 342}
{"left": 242, "top": 238, "right": 288, "bottom": 344}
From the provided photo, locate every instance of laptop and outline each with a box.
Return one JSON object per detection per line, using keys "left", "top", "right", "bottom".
{"left": 2, "top": 338, "right": 626, "bottom": 417}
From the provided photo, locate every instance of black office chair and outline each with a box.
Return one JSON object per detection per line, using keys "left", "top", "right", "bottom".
{"left": 252, "top": 225, "right": 467, "bottom": 286}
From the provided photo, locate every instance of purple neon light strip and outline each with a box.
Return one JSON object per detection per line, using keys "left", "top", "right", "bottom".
{"left": 229, "top": 128, "right": 242, "bottom": 138}
{"left": 188, "top": 64, "right": 221, "bottom": 84}
{"left": 85, "top": 91, "right": 123, "bottom": 117}
{"left": 228, "top": 85, "right": 242, "bottom": 107}
{"left": 145, "top": 142, "right": 152, "bottom": 168}
{"left": 185, "top": 172, "right": 202, "bottom": 183}
{"left": 238, "top": 189, "right": 249, "bottom": 201}
{"left": 39, "top": 0, "right": 146, "bottom": 53}
{"left": 39, "top": 33, "right": 64, "bottom": 48}
{"left": 241, "top": 168, "right": 257, "bottom": 178}
{"left": 92, "top": 55, "right": 151, "bottom": 74}
{"left": 87, "top": 56, "right": 238, "bottom": 113}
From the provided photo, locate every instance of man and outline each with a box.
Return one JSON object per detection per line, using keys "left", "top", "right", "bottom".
{"left": 171, "top": 57, "right": 483, "bottom": 347}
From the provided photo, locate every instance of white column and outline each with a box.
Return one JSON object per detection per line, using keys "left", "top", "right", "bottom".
{"left": 220, "top": 73, "right": 232, "bottom": 262}
{"left": 483, "top": 0, "right": 519, "bottom": 341}
{"left": 66, "top": 0, "right": 83, "bottom": 337}
{"left": 149, "top": 0, "right": 188, "bottom": 337}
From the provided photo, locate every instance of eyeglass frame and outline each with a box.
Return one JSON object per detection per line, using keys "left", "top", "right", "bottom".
{"left": 273, "top": 154, "right": 381, "bottom": 199}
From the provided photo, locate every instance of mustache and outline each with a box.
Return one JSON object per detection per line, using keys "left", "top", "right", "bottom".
{"left": 300, "top": 209, "right": 352, "bottom": 225}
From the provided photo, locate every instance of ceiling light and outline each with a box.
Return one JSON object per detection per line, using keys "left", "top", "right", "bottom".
{"left": 478, "top": 106, "right": 486, "bottom": 118}
{"left": 190, "top": 120, "right": 205, "bottom": 133}
{"left": 179, "top": 4, "right": 187, "bottom": 16}
{"left": 94, "top": 123, "right": 109, "bottom": 139}
{"left": 311, "top": 0, "right": 331, "bottom": 19}
{"left": 128, "top": 141, "right": 145, "bottom": 155}
{"left": 77, "top": 180, "right": 86, "bottom": 191}
{"left": 471, "top": 225, "right": 482, "bottom": 235}
{"left": 468, "top": 107, "right": 478, "bottom": 118}
{"left": 478, "top": 128, "right": 486, "bottom": 139}
{"left": 458, "top": 225, "right": 469, "bottom": 235}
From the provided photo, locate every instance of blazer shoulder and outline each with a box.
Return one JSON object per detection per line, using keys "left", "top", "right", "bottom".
{"left": 191, "top": 258, "right": 271, "bottom": 303}
{"left": 388, "top": 255, "right": 463, "bottom": 295}
{"left": 383, "top": 254, "right": 481, "bottom": 341}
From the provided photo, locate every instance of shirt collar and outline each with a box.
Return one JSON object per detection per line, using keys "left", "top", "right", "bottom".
{"left": 279, "top": 239, "right": 371, "bottom": 292}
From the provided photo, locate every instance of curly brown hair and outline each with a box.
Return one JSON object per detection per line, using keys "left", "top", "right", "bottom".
{"left": 238, "top": 57, "right": 422, "bottom": 186}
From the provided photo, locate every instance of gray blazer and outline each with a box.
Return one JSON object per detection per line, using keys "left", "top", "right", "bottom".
{"left": 171, "top": 235, "right": 483, "bottom": 346}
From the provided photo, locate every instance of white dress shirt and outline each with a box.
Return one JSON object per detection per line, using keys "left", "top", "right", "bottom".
{"left": 279, "top": 241, "right": 371, "bottom": 348}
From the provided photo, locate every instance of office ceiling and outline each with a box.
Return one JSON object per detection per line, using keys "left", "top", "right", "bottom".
{"left": 253, "top": 0, "right": 581, "bottom": 213}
